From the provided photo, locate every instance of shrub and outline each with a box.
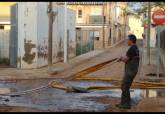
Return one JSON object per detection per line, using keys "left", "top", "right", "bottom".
{"left": 0, "top": 58, "right": 10, "bottom": 65}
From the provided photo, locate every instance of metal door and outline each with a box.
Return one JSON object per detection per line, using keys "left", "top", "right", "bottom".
{"left": 89, "top": 31, "right": 94, "bottom": 51}
{"left": 9, "top": 4, "right": 18, "bottom": 67}
{"left": 76, "top": 29, "right": 82, "bottom": 56}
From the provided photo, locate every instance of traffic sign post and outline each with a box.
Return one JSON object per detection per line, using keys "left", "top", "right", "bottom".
{"left": 152, "top": 10, "right": 165, "bottom": 78}
{"left": 156, "top": 25, "right": 160, "bottom": 78}
{"left": 144, "top": 24, "right": 148, "bottom": 29}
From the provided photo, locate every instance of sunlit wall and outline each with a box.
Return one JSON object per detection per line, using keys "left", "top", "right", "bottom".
{"left": 0, "top": 2, "right": 16, "bottom": 16}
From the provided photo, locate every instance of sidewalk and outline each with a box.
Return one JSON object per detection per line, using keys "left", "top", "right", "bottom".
{"left": 71, "top": 40, "right": 165, "bottom": 83}
{"left": 0, "top": 49, "right": 107, "bottom": 80}
{"left": 48, "top": 49, "right": 106, "bottom": 75}
{"left": 139, "top": 47, "right": 165, "bottom": 82}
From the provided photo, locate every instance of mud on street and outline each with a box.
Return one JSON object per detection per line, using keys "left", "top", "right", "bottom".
{"left": 0, "top": 79, "right": 164, "bottom": 112}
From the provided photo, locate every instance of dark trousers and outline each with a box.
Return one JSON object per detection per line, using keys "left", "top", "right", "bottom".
{"left": 120, "top": 59, "right": 139, "bottom": 105}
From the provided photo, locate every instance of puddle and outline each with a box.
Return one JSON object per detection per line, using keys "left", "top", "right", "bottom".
{"left": 0, "top": 79, "right": 164, "bottom": 111}
{"left": 140, "top": 89, "right": 165, "bottom": 98}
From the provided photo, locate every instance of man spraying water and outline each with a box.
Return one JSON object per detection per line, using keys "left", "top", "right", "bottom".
{"left": 116, "top": 34, "right": 140, "bottom": 109}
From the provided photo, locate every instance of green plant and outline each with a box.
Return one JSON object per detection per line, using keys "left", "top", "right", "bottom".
{"left": 0, "top": 58, "right": 10, "bottom": 65}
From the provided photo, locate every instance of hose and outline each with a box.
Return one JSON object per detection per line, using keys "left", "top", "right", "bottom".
{"left": 68, "top": 58, "right": 118, "bottom": 80}
{"left": 86, "top": 85, "right": 165, "bottom": 90}
{"left": 0, "top": 84, "right": 50, "bottom": 97}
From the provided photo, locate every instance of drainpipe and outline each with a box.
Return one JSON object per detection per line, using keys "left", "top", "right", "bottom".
{"left": 102, "top": 2, "right": 105, "bottom": 48}
{"left": 64, "top": 2, "right": 68, "bottom": 63}
{"left": 125, "top": 6, "right": 128, "bottom": 40}
{"left": 156, "top": 25, "right": 161, "bottom": 78}
{"left": 115, "top": 2, "right": 117, "bottom": 44}
{"left": 111, "top": 3, "right": 114, "bottom": 46}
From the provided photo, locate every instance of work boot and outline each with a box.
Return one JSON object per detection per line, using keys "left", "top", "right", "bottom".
{"left": 116, "top": 104, "right": 131, "bottom": 109}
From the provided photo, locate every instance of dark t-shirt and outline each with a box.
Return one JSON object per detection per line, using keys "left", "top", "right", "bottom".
{"left": 126, "top": 44, "right": 139, "bottom": 60}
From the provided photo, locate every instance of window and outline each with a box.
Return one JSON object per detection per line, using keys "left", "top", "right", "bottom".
{"left": 95, "top": 37, "right": 100, "bottom": 41}
{"left": 109, "top": 28, "right": 111, "bottom": 40}
{"left": 144, "top": 12, "right": 147, "bottom": 18}
{"left": 94, "top": 31, "right": 100, "bottom": 41}
{"left": 78, "top": 9, "right": 82, "bottom": 18}
{"left": 89, "top": 15, "right": 105, "bottom": 24}
{"left": 91, "top": 7, "right": 102, "bottom": 15}
{"left": 0, "top": 25, "right": 4, "bottom": 30}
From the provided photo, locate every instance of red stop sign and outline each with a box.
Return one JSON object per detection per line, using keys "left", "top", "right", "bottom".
{"left": 152, "top": 10, "right": 165, "bottom": 25}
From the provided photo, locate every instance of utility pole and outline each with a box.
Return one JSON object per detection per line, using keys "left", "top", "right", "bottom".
{"left": 124, "top": 7, "right": 127, "bottom": 40}
{"left": 102, "top": 2, "right": 105, "bottom": 48}
{"left": 147, "top": 2, "right": 151, "bottom": 65}
{"left": 111, "top": 2, "right": 115, "bottom": 46}
{"left": 47, "top": 2, "right": 57, "bottom": 72}
{"left": 156, "top": 25, "right": 161, "bottom": 78}
{"left": 64, "top": 2, "right": 68, "bottom": 63}
{"left": 47, "top": 2, "right": 53, "bottom": 72}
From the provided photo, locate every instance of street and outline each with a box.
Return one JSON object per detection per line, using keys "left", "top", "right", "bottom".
{"left": 0, "top": 40, "right": 164, "bottom": 112}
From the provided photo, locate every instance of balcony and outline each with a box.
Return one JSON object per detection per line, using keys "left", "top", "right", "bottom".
{"left": 67, "top": 2, "right": 104, "bottom": 5}
{"left": 89, "top": 15, "right": 106, "bottom": 24}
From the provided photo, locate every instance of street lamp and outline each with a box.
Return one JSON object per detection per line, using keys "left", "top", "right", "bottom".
{"left": 64, "top": 2, "right": 68, "bottom": 63}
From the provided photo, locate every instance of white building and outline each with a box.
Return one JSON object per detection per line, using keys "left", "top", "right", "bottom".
{"left": 0, "top": 17, "right": 10, "bottom": 60}
{"left": 128, "top": 15, "right": 143, "bottom": 39}
{"left": 160, "top": 24, "right": 165, "bottom": 71}
{"left": 10, "top": 2, "right": 76, "bottom": 69}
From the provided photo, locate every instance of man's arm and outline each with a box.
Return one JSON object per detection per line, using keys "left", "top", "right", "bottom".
{"left": 117, "top": 56, "right": 129, "bottom": 63}
{"left": 117, "top": 45, "right": 136, "bottom": 63}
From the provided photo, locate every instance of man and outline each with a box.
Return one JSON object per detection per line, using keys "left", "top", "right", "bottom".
{"left": 116, "top": 34, "right": 140, "bottom": 109}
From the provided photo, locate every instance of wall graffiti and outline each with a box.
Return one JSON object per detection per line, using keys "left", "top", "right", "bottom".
{"left": 68, "top": 40, "right": 76, "bottom": 56}
{"left": 38, "top": 45, "right": 48, "bottom": 60}
{"left": 17, "top": 56, "right": 21, "bottom": 67}
{"left": 68, "top": 46, "right": 75, "bottom": 55}
{"left": 22, "top": 39, "right": 36, "bottom": 64}
{"left": 38, "top": 39, "right": 48, "bottom": 60}
{"left": 56, "top": 37, "right": 64, "bottom": 60}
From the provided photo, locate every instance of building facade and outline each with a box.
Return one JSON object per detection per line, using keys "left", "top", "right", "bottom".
{"left": 110, "top": 2, "right": 129, "bottom": 46}
{"left": 160, "top": 24, "right": 165, "bottom": 71}
{"left": 0, "top": 18, "right": 10, "bottom": 60}
{"left": 128, "top": 15, "right": 143, "bottom": 39}
{"left": 10, "top": 2, "right": 76, "bottom": 69}
{"left": 0, "top": 2, "right": 15, "bottom": 30}
{"left": 142, "top": 6, "right": 164, "bottom": 48}
{"left": 0, "top": 3, "right": 15, "bottom": 61}
{"left": 142, "top": 5, "right": 165, "bottom": 71}
{"left": 66, "top": 2, "right": 128, "bottom": 55}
